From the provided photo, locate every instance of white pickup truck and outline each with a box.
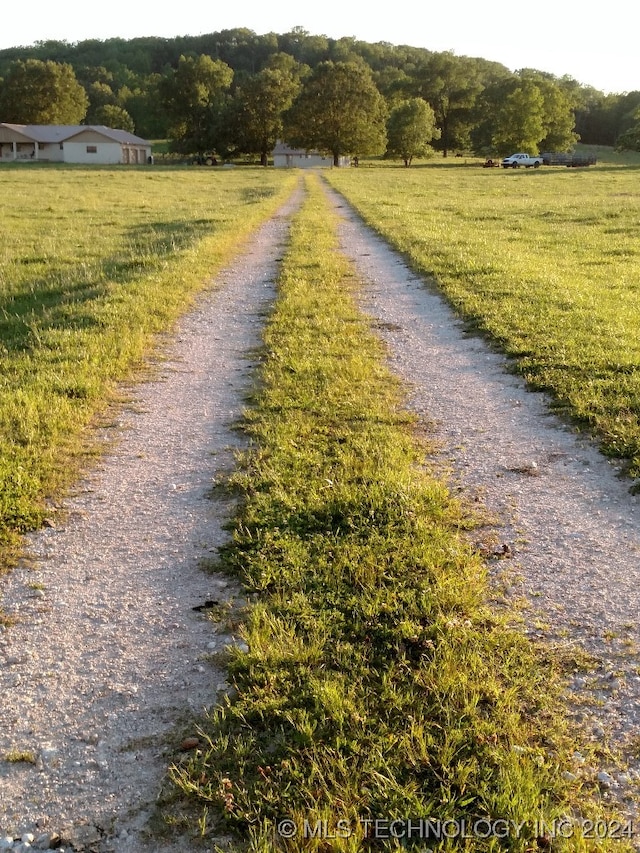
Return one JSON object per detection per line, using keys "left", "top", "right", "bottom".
{"left": 501, "top": 152, "right": 543, "bottom": 168}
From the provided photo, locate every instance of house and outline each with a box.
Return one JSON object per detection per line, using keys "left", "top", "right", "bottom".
{"left": 272, "top": 141, "right": 349, "bottom": 168}
{"left": 0, "top": 124, "right": 152, "bottom": 165}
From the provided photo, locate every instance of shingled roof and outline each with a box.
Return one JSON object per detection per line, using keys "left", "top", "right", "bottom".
{"left": 0, "top": 123, "right": 149, "bottom": 145}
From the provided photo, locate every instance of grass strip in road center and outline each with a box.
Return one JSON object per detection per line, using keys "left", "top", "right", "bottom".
{"left": 170, "top": 173, "right": 624, "bottom": 851}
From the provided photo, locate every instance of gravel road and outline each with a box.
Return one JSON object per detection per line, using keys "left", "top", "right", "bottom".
{"left": 0, "top": 184, "right": 302, "bottom": 852}
{"left": 3, "top": 173, "right": 640, "bottom": 850}
{"left": 322, "top": 179, "right": 640, "bottom": 821}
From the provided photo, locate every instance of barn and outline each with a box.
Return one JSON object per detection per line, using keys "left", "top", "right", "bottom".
{"left": 0, "top": 124, "right": 152, "bottom": 165}
{"left": 272, "top": 141, "right": 349, "bottom": 168}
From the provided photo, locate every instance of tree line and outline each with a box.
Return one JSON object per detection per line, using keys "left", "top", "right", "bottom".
{"left": 1, "top": 27, "right": 639, "bottom": 162}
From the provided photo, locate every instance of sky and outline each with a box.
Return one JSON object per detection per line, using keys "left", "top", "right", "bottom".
{"left": 1, "top": 1, "right": 638, "bottom": 95}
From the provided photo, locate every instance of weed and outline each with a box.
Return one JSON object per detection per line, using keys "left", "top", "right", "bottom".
{"left": 4, "top": 750, "right": 36, "bottom": 764}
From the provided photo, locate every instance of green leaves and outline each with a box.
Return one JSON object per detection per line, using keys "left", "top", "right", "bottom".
{"left": 230, "top": 63, "right": 303, "bottom": 164}
{"left": 385, "top": 98, "right": 440, "bottom": 166}
{"left": 0, "top": 59, "right": 88, "bottom": 124}
{"left": 491, "top": 81, "right": 546, "bottom": 155}
{"left": 285, "top": 61, "right": 388, "bottom": 164}
{"left": 475, "top": 74, "right": 579, "bottom": 156}
{"left": 158, "top": 54, "right": 233, "bottom": 154}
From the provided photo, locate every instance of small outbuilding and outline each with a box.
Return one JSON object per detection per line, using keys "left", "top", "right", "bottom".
{"left": 272, "top": 141, "right": 349, "bottom": 168}
{"left": 0, "top": 124, "right": 152, "bottom": 165}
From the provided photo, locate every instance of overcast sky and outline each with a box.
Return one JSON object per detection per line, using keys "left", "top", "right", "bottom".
{"left": 1, "top": 1, "right": 637, "bottom": 95}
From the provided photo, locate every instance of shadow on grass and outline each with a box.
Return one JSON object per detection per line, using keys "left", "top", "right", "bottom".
{"left": 0, "top": 217, "right": 217, "bottom": 353}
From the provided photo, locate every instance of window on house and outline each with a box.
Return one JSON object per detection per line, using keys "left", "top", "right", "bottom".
{"left": 86, "top": 145, "right": 98, "bottom": 154}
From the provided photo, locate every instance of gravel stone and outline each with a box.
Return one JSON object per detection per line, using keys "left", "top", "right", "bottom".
{"left": 598, "top": 771, "right": 615, "bottom": 788}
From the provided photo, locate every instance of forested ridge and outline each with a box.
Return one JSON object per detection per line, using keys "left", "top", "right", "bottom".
{"left": 1, "top": 26, "right": 639, "bottom": 160}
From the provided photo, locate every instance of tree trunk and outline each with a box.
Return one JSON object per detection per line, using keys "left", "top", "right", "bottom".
{"left": 441, "top": 115, "right": 449, "bottom": 157}
{"left": 333, "top": 152, "right": 340, "bottom": 167}
{"left": 260, "top": 150, "right": 268, "bottom": 166}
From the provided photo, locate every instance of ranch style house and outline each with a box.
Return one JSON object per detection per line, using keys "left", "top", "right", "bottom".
{"left": 0, "top": 124, "right": 152, "bottom": 165}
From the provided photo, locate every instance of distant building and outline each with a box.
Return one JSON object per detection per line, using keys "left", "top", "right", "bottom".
{"left": 0, "top": 124, "right": 152, "bottom": 165}
{"left": 272, "top": 141, "right": 349, "bottom": 168}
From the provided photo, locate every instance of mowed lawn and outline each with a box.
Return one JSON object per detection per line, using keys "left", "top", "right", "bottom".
{"left": 0, "top": 165, "right": 297, "bottom": 562}
{"left": 326, "top": 158, "right": 640, "bottom": 477}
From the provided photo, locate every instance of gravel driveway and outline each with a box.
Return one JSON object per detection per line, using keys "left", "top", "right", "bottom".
{"left": 3, "top": 174, "right": 640, "bottom": 850}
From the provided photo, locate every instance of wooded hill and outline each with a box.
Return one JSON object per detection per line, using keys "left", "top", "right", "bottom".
{"left": 0, "top": 27, "right": 639, "bottom": 160}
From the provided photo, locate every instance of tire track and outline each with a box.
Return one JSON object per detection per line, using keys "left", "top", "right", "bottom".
{"left": 0, "top": 182, "right": 303, "bottom": 851}
{"left": 322, "top": 178, "right": 640, "bottom": 821}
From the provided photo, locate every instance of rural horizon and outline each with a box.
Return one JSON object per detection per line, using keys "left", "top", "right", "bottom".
{"left": 0, "top": 10, "right": 635, "bottom": 95}
{"left": 2, "top": 28, "right": 639, "bottom": 166}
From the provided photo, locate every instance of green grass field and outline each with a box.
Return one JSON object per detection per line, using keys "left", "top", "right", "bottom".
{"left": 326, "top": 154, "right": 640, "bottom": 477}
{"left": 0, "top": 164, "right": 297, "bottom": 566}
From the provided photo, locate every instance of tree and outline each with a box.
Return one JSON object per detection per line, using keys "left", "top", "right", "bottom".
{"left": 374, "top": 66, "right": 414, "bottom": 108}
{"left": 615, "top": 106, "right": 640, "bottom": 151}
{"left": 538, "top": 82, "right": 579, "bottom": 151}
{"left": 517, "top": 72, "right": 579, "bottom": 151}
{"left": 616, "top": 125, "right": 640, "bottom": 151}
{"left": 285, "top": 60, "right": 387, "bottom": 165}
{"left": 0, "top": 59, "right": 88, "bottom": 123}
{"left": 277, "top": 28, "right": 330, "bottom": 66}
{"left": 473, "top": 73, "right": 579, "bottom": 155}
{"left": 158, "top": 54, "right": 233, "bottom": 155}
{"left": 413, "top": 53, "right": 483, "bottom": 156}
{"left": 120, "top": 77, "right": 169, "bottom": 139}
{"left": 229, "top": 55, "right": 304, "bottom": 165}
{"left": 0, "top": 31, "right": 622, "bottom": 155}
{"left": 84, "top": 81, "right": 117, "bottom": 123}
{"left": 385, "top": 98, "right": 440, "bottom": 165}
{"left": 93, "top": 104, "right": 135, "bottom": 133}
{"left": 575, "top": 89, "right": 620, "bottom": 146}
{"left": 490, "top": 81, "right": 546, "bottom": 154}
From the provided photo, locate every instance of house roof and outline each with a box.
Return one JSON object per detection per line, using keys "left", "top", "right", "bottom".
{"left": 0, "top": 123, "right": 150, "bottom": 145}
